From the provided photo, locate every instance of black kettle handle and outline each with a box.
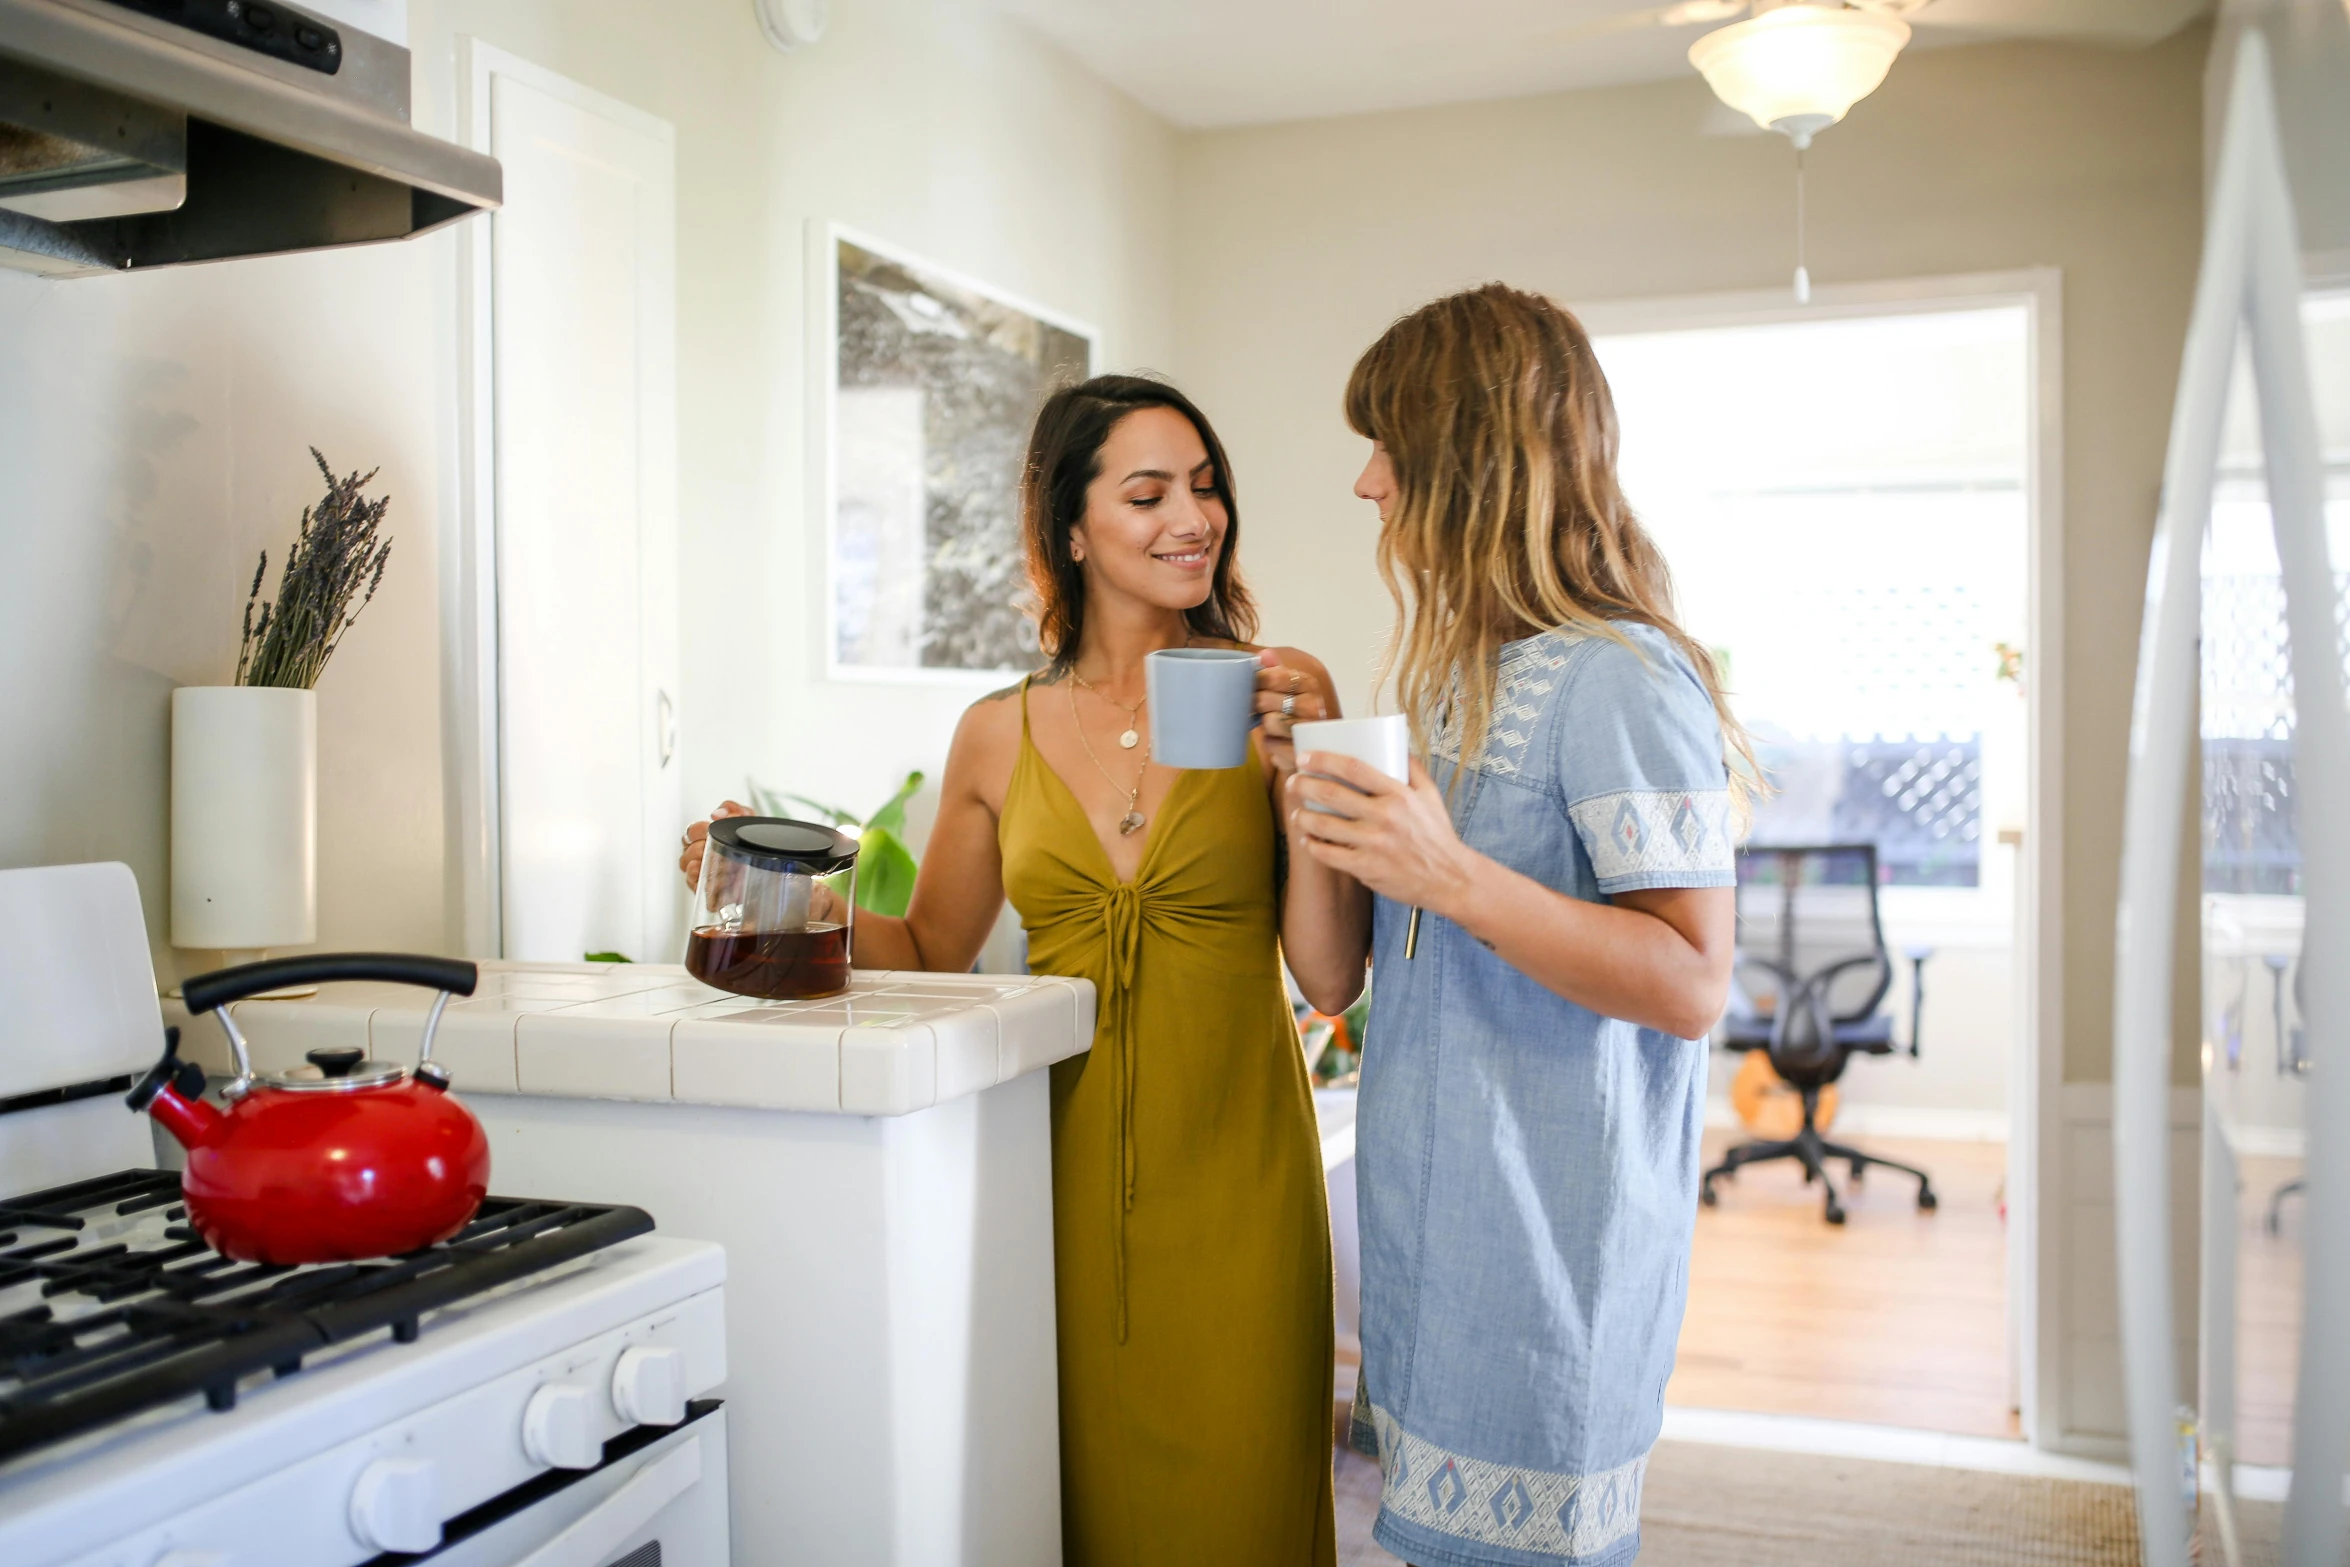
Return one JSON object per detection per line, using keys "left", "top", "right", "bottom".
{"left": 181, "top": 954, "right": 480, "bottom": 1016}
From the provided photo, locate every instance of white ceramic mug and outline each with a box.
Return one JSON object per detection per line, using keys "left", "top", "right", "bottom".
{"left": 1291, "top": 715, "right": 1410, "bottom": 813}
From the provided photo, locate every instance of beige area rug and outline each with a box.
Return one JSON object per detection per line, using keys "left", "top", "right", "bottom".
{"left": 1335, "top": 1442, "right": 2147, "bottom": 1567}
{"left": 2210, "top": 1490, "right": 2350, "bottom": 1567}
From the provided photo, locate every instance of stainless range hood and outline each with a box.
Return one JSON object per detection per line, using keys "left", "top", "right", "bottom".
{"left": 0, "top": 0, "right": 498, "bottom": 276}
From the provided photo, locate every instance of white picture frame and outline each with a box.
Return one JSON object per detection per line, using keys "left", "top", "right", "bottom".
{"left": 814, "top": 222, "right": 1098, "bottom": 685}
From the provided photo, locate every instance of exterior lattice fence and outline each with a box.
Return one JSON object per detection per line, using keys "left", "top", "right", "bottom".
{"left": 2201, "top": 569, "right": 2350, "bottom": 896}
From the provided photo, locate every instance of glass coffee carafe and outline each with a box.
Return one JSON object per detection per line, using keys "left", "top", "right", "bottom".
{"left": 686, "top": 817, "right": 859, "bottom": 1000}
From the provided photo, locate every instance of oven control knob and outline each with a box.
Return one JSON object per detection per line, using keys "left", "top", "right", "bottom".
{"left": 350, "top": 1456, "right": 440, "bottom": 1553}
{"left": 611, "top": 1344, "right": 687, "bottom": 1426}
{"left": 523, "top": 1381, "right": 602, "bottom": 1469}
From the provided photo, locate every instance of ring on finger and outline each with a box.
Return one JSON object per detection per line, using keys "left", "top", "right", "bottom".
{"left": 1280, "top": 694, "right": 1297, "bottom": 717}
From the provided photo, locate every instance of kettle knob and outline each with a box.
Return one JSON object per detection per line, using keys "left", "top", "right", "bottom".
{"left": 306, "top": 1046, "right": 366, "bottom": 1079}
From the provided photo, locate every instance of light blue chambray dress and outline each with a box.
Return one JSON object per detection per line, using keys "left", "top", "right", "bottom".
{"left": 1352, "top": 623, "right": 1736, "bottom": 1567}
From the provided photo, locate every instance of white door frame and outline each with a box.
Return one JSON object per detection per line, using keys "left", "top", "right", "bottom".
{"left": 1574, "top": 267, "right": 2066, "bottom": 1445}
{"left": 450, "top": 39, "right": 679, "bottom": 961}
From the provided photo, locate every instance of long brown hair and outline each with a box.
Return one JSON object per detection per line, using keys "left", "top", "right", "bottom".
{"left": 1020, "top": 374, "right": 1257, "bottom": 672}
{"left": 1344, "top": 284, "right": 1757, "bottom": 810}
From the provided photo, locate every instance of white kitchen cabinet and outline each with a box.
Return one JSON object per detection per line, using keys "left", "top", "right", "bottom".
{"left": 178, "top": 961, "right": 1094, "bottom": 1567}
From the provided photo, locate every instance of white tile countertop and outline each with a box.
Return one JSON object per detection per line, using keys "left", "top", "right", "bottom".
{"left": 168, "top": 961, "right": 1096, "bottom": 1117}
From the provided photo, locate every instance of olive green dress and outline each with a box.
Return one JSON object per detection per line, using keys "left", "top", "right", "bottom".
{"left": 1000, "top": 681, "right": 1337, "bottom": 1567}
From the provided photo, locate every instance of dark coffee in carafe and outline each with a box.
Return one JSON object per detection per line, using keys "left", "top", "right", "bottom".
{"left": 685, "top": 921, "right": 851, "bottom": 1000}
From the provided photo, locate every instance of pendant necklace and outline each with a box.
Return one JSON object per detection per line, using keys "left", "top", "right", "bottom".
{"left": 1068, "top": 668, "right": 1145, "bottom": 749}
{"left": 1068, "top": 680, "right": 1150, "bottom": 835}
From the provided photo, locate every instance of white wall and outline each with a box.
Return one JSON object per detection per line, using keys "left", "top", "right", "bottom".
{"left": 0, "top": 242, "right": 458, "bottom": 983}
{"left": 0, "top": 0, "right": 1178, "bottom": 977}
{"left": 408, "top": 0, "right": 1180, "bottom": 843}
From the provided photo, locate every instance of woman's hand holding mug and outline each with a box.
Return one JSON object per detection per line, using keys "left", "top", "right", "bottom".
{"left": 1289, "top": 754, "right": 1480, "bottom": 915}
{"left": 1252, "top": 649, "right": 1330, "bottom": 779}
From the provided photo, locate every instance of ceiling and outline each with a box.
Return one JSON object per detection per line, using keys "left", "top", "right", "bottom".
{"left": 991, "top": 0, "right": 2212, "bottom": 129}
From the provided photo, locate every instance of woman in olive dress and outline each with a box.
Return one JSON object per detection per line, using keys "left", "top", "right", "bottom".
{"left": 685, "top": 375, "right": 1362, "bottom": 1566}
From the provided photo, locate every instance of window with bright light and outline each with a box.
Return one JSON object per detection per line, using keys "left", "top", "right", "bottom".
{"left": 1595, "top": 305, "right": 2033, "bottom": 909}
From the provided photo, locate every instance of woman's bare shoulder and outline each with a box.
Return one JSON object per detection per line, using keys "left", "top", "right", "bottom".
{"left": 951, "top": 672, "right": 1060, "bottom": 769}
{"left": 928, "top": 674, "right": 1047, "bottom": 816}
{"left": 959, "top": 679, "right": 1027, "bottom": 741}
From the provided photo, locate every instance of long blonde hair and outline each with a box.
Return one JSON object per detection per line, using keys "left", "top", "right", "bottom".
{"left": 1344, "top": 283, "right": 1758, "bottom": 810}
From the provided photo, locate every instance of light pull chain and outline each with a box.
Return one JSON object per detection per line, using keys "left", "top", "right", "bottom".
{"left": 1793, "top": 140, "right": 1811, "bottom": 304}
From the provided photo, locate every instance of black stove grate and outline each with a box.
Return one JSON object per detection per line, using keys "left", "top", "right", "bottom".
{"left": 0, "top": 1168, "right": 652, "bottom": 1465}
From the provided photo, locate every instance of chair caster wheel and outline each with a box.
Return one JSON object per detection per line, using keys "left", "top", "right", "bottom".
{"left": 1917, "top": 1188, "right": 1938, "bottom": 1212}
{"left": 1849, "top": 1163, "right": 1866, "bottom": 1183}
{"left": 1825, "top": 1203, "right": 1847, "bottom": 1226}
{"left": 1700, "top": 1185, "right": 1719, "bottom": 1208}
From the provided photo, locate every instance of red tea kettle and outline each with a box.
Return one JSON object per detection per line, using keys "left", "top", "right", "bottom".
{"left": 128, "top": 954, "right": 490, "bottom": 1264}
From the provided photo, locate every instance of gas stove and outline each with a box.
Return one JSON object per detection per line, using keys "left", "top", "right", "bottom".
{"left": 0, "top": 1167, "right": 656, "bottom": 1464}
{"left": 0, "top": 864, "right": 732, "bottom": 1567}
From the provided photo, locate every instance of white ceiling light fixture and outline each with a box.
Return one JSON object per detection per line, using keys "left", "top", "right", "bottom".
{"left": 1688, "top": 1, "right": 1916, "bottom": 303}
{"left": 755, "top": 0, "right": 828, "bottom": 53}
{"left": 1688, "top": 2, "right": 1911, "bottom": 148}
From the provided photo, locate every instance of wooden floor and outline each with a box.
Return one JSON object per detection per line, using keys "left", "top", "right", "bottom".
{"left": 1348, "top": 1130, "right": 2301, "bottom": 1477}
{"left": 1671, "top": 1134, "right": 2306, "bottom": 1454}
{"left": 2231, "top": 1154, "right": 2304, "bottom": 1469}
{"left": 1669, "top": 1131, "right": 2018, "bottom": 1438}
{"left": 1338, "top": 1135, "right": 2308, "bottom": 1563}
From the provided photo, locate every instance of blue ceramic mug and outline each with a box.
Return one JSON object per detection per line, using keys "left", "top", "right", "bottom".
{"left": 1145, "top": 648, "right": 1259, "bottom": 769}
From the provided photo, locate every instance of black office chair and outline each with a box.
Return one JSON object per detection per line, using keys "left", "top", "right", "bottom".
{"left": 1701, "top": 843, "right": 1936, "bottom": 1226}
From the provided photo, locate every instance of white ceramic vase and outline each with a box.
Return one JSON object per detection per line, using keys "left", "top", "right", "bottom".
{"left": 170, "top": 685, "right": 317, "bottom": 952}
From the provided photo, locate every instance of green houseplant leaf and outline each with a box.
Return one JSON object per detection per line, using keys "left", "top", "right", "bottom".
{"left": 864, "top": 771, "right": 924, "bottom": 840}
{"left": 853, "top": 825, "right": 920, "bottom": 917}
{"left": 744, "top": 771, "right": 928, "bottom": 917}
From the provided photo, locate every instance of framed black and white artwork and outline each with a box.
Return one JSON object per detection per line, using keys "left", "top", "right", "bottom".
{"left": 821, "top": 226, "right": 1096, "bottom": 680}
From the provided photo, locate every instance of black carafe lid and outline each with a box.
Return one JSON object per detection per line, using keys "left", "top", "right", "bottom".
{"left": 708, "top": 816, "right": 859, "bottom": 875}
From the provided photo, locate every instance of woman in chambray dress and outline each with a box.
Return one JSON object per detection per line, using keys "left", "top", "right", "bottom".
{"left": 1278, "top": 285, "right": 1752, "bottom": 1567}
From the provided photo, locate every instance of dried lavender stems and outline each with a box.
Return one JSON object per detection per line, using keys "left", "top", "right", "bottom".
{"left": 235, "top": 449, "right": 393, "bottom": 689}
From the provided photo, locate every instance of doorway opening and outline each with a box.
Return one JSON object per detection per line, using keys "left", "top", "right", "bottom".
{"left": 1588, "top": 283, "right": 2050, "bottom": 1442}
{"left": 453, "top": 44, "right": 682, "bottom": 967}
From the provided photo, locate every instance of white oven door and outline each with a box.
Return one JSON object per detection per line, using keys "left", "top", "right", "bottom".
{"left": 390, "top": 1403, "right": 728, "bottom": 1567}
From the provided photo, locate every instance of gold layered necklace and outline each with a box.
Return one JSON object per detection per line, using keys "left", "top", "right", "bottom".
{"left": 1068, "top": 668, "right": 1144, "bottom": 749}
{"left": 1067, "top": 676, "right": 1150, "bottom": 835}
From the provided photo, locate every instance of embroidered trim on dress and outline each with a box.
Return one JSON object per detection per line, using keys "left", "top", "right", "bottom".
{"left": 1425, "top": 634, "right": 1577, "bottom": 780}
{"left": 1368, "top": 1405, "right": 1646, "bottom": 1560}
{"left": 1569, "top": 788, "right": 1734, "bottom": 885}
